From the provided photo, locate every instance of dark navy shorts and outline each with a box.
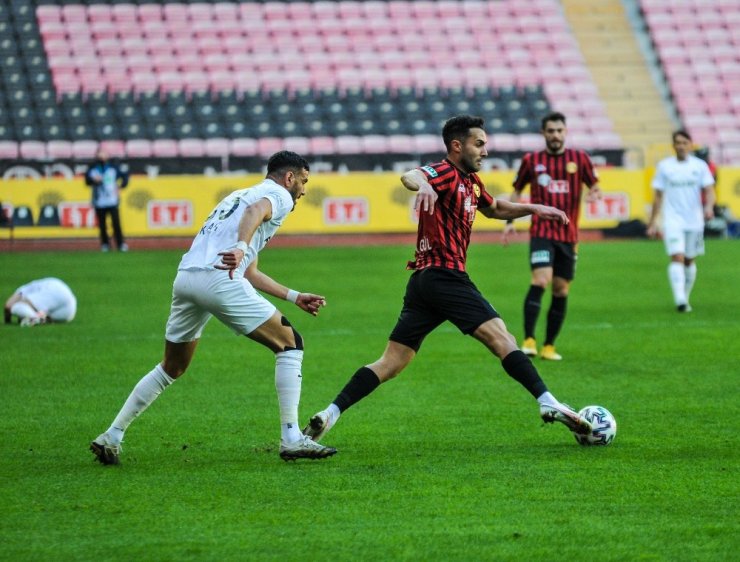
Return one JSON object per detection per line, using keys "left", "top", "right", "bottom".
{"left": 529, "top": 237, "right": 577, "bottom": 280}
{"left": 389, "top": 267, "right": 499, "bottom": 352}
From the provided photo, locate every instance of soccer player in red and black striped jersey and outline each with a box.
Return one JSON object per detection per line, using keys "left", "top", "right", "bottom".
{"left": 504, "top": 112, "right": 602, "bottom": 361}
{"left": 303, "top": 115, "right": 593, "bottom": 448}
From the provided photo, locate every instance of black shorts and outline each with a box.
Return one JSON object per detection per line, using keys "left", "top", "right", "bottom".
{"left": 529, "top": 237, "right": 577, "bottom": 280}
{"left": 389, "top": 267, "right": 499, "bottom": 352}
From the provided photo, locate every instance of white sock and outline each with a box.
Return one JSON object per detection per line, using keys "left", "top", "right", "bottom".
{"left": 10, "top": 301, "right": 37, "bottom": 320}
{"left": 108, "top": 364, "right": 174, "bottom": 444}
{"left": 326, "top": 403, "right": 341, "bottom": 426}
{"left": 536, "top": 391, "right": 558, "bottom": 406}
{"left": 684, "top": 263, "right": 697, "bottom": 302}
{"left": 276, "top": 350, "right": 303, "bottom": 443}
{"left": 668, "top": 262, "right": 687, "bottom": 305}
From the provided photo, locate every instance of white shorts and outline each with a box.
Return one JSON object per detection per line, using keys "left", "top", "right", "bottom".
{"left": 164, "top": 269, "right": 277, "bottom": 343}
{"left": 663, "top": 226, "right": 705, "bottom": 259}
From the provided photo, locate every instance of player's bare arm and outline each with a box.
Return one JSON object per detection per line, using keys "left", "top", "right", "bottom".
{"left": 703, "top": 184, "right": 716, "bottom": 220}
{"left": 401, "top": 169, "right": 437, "bottom": 215}
{"left": 586, "top": 184, "right": 603, "bottom": 203}
{"left": 481, "top": 199, "right": 569, "bottom": 225}
{"left": 216, "top": 198, "right": 272, "bottom": 279}
{"left": 245, "top": 259, "right": 326, "bottom": 317}
{"left": 501, "top": 189, "right": 524, "bottom": 244}
{"left": 647, "top": 190, "right": 663, "bottom": 238}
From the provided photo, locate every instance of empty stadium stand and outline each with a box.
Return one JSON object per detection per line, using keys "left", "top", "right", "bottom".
{"left": 641, "top": 0, "right": 740, "bottom": 164}
{"left": 2, "top": 0, "right": 686, "bottom": 172}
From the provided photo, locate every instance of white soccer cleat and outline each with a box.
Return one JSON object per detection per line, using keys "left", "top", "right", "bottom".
{"left": 302, "top": 411, "right": 334, "bottom": 443}
{"left": 279, "top": 435, "right": 337, "bottom": 461}
{"left": 90, "top": 432, "right": 121, "bottom": 465}
{"left": 540, "top": 403, "right": 592, "bottom": 435}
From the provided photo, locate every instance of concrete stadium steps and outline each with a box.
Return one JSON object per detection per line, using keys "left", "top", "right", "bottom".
{"left": 561, "top": 0, "right": 674, "bottom": 151}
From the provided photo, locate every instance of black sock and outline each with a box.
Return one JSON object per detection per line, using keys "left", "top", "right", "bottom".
{"left": 545, "top": 296, "right": 568, "bottom": 346}
{"left": 501, "top": 350, "right": 548, "bottom": 399}
{"left": 333, "top": 366, "right": 381, "bottom": 412}
{"left": 523, "top": 285, "right": 545, "bottom": 339}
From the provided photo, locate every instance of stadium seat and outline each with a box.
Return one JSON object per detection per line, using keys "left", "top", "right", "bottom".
{"left": 125, "top": 139, "right": 152, "bottom": 158}
{"left": 229, "top": 138, "right": 258, "bottom": 157}
{"left": 204, "top": 138, "right": 229, "bottom": 158}
{"left": 0, "top": 141, "right": 19, "bottom": 159}
{"left": 12, "top": 205, "right": 34, "bottom": 226}
{"left": 46, "top": 140, "right": 72, "bottom": 159}
{"left": 177, "top": 139, "right": 205, "bottom": 158}
{"left": 71, "top": 140, "right": 98, "bottom": 160}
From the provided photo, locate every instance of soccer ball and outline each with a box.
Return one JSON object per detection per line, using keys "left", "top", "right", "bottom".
{"left": 573, "top": 405, "right": 617, "bottom": 446}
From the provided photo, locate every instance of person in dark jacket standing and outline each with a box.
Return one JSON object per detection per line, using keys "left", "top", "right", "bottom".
{"left": 85, "top": 150, "right": 129, "bottom": 252}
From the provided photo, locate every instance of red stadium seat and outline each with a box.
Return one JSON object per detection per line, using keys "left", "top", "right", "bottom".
{"left": 72, "top": 140, "right": 99, "bottom": 160}
{"left": 334, "top": 136, "right": 363, "bottom": 155}
{"left": 125, "top": 140, "right": 153, "bottom": 158}
{"left": 360, "top": 135, "right": 389, "bottom": 154}
{"left": 229, "top": 138, "right": 258, "bottom": 157}
{"left": 177, "top": 139, "right": 205, "bottom": 158}
{"left": 20, "top": 141, "right": 47, "bottom": 160}
{"left": 257, "top": 138, "right": 285, "bottom": 158}
{"left": 283, "top": 137, "right": 311, "bottom": 154}
{"left": 0, "top": 141, "right": 19, "bottom": 160}
{"left": 47, "top": 140, "right": 73, "bottom": 159}
{"left": 100, "top": 140, "right": 125, "bottom": 158}
{"left": 204, "top": 138, "right": 229, "bottom": 158}
{"left": 308, "top": 136, "right": 337, "bottom": 156}
{"left": 152, "top": 140, "right": 178, "bottom": 158}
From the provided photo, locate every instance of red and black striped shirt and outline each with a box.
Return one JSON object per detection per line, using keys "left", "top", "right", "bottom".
{"left": 408, "top": 159, "right": 494, "bottom": 272}
{"left": 512, "top": 148, "right": 598, "bottom": 243}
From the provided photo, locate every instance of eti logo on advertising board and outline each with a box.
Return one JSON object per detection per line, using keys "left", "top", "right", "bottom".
{"left": 585, "top": 192, "right": 630, "bottom": 220}
{"left": 59, "top": 202, "right": 97, "bottom": 228}
{"left": 323, "top": 197, "right": 368, "bottom": 225}
{"left": 147, "top": 200, "right": 192, "bottom": 228}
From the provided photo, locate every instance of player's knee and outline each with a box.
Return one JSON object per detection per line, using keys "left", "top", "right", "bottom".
{"left": 280, "top": 315, "right": 304, "bottom": 351}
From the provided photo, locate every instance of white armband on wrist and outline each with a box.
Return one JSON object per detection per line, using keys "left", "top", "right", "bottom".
{"left": 235, "top": 240, "right": 248, "bottom": 253}
{"left": 286, "top": 289, "right": 299, "bottom": 303}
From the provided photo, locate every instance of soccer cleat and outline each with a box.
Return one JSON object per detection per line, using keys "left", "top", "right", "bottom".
{"left": 302, "top": 411, "right": 333, "bottom": 443}
{"left": 540, "top": 403, "right": 592, "bottom": 435}
{"left": 90, "top": 432, "right": 121, "bottom": 465}
{"left": 677, "top": 304, "right": 692, "bottom": 313}
{"left": 540, "top": 344, "right": 562, "bottom": 361}
{"left": 120, "top": 243, "right": 129, "bottom": 252}
{"left": 279, "top": 435, "right": 337, "bottom": 461}
{"left": 521, "top": 337, "right": 538, "bottom": 357}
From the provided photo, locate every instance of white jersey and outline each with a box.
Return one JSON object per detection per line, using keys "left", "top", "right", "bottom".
{"left": 16, "top": 277, "right": 77, "bottom": 321}
{"left": 651, "top": 155, "right": 714, "bottom": 231}
{"left": 178, "top": 178, "right": 294, "bottom": 278}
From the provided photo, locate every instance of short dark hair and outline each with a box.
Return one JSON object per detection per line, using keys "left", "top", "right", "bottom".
{"left": 541, "top": 111, "right": 566, "bottom": 129}
{"left": 442, "top": 115, "right": 485, "bottom": 150}
{"left": 672, "top": 129, "right": 692, "bottom": 143}
{"left": 267, "top": 151, "right": 309, "bottom": 175}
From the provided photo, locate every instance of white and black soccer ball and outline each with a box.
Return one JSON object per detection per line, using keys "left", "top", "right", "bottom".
{"left": 573, "top": 405, "right": 617, "bottom": 446}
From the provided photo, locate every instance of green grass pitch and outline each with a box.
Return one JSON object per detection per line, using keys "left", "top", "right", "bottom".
{"left": 1, "top": 239, "right": 738, "bottom": 561}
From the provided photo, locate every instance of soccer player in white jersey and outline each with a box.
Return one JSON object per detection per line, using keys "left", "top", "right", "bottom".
{"left": 647, "top": 130, "right": 716, "bottom": 312}
{"left": 4, "top": 277, "right": 77, "bottom": 326}
{"left": 91, "top": 151, "right": 337, "bottom": 464}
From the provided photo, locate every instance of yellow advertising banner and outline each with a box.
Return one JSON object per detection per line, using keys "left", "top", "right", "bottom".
{"left": 1, "top": 168, "right": 737, "bottom": 239}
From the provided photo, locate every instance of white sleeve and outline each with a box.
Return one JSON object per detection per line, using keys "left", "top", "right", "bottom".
{"left": 263, "top": 186, "right": 293, "bottom": 222}
{"left": 699, "top": 161, "right": 715, "bottom": 188}
{"left": 651, "top": 161, "right": 666, "bottom": 191}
